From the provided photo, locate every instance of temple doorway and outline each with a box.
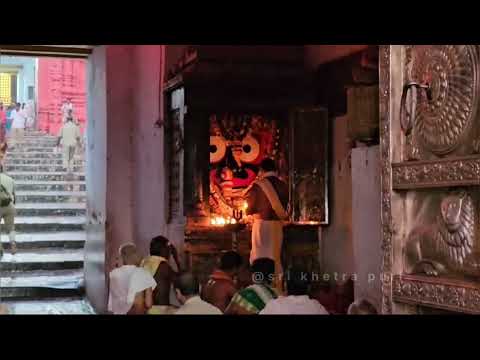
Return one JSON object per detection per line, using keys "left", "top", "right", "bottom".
{"left": 0, "top": 48, "right": 93, "bottom": 314}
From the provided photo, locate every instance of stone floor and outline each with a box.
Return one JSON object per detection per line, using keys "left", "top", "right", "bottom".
{"left": 4, "top": 298, "right": 95, "bottom": 315}
{"left": 0, "top": 130, "right": 94, "bottom": 314}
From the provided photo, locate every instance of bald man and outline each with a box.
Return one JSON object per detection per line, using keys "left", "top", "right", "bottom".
{"left": 174, "top": 273, "right": 222, "bottom": 315}
{"left": 108, "top": 243, "right": 157, "bottom": 315}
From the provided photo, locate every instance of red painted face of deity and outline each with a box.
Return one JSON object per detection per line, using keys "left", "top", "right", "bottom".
{"left": 209, "top": 114, "right": 281, "bottom": 216}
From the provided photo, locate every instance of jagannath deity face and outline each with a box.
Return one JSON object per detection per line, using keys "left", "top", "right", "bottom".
{"left": 209, "top": 114, "right": 281, "bottom": 217}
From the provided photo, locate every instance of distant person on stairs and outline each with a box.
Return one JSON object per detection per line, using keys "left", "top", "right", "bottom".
{"left": 0, "top": 104, "right": 7, "bottom": 167}
{"left": 0, "top": 165, "right": 17, "bottom": 258}
{"left": 5, "top": 105, "right": 13, "bottom": 138}
{"left": 10, "top": 103, "right": 26, "bottom": 150}
{"left": 24, "top": 101, "right": 35, "bottom": 130}
{"left": 57, "top": 114, "right": 81, "bottom": 174}
{"left": 0, "top": 103, "right": 6, "bottom": 136}
{"left": 61, "top": 98, "right": 74, "bottom": 123}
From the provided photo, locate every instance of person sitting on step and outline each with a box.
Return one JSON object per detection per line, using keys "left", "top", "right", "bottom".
{"left": 0, "top": 165, "right": 17, "bottom": 258}
{"left": 108, "top": 243, "right": 156, "bottom": 315}
{"left": 201, "top": 251, "right": 243, "bottom": 313}
{"left": 173, "top": 272, "right": 222, "bottom": 315}
{"left": 141, "top": 236, "right": 182, "bottom": 314}
{"left": 225, "top": 258, "right": 278, "bottom": 315}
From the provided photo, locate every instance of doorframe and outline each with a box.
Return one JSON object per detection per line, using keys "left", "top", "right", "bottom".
{"left": 0, "top": 46, "right": 106, "bottom": 313}
{"left": 379, "top": 45, "right": 394, "bottom": 314}
{"left": 379, "top": 45, "right": 480, "bottom": 315}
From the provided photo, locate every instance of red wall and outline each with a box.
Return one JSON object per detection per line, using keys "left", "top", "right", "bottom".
{"left": 37, "top": 58, "right": 87, "bottom": 135}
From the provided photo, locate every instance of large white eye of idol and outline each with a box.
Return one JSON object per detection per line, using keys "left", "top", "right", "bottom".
{"left": 240, "top": 135, "right": 260, "bottom": 163}
{"left": 210, "top": 136, "right": 227, "bottom": 163}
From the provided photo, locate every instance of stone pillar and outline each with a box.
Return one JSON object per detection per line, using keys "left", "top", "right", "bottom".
{"left": 351, "top": 146, "right": 382, "bottom": 310}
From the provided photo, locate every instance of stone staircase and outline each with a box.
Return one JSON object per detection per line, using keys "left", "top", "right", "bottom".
{"left": 0, "top": 130, "right": 94, "bottom": 314}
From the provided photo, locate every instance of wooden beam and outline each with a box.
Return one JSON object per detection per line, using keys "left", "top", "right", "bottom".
{"left": 0, "top": 45, "right": 94, "bottom": 58}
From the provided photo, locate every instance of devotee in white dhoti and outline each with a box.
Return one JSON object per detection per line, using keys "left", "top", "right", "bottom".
{"left": 244, "top": 158, "right": 289, "bottom": 291}
{"left": 24, "top": 101, "right": 35, "bottom": 129}
{"left": 10, "top": 103, "right": 26, "bottom": 149}
{"left": 57, "top": 115, "right": 81, "bottom": 173}
{"left": 108, "top": 243, "right": 157, "bottom": 315}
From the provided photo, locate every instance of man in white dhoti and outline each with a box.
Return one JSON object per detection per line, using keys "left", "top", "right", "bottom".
{"left": 10, "top": 103, "right": 25, "bottom": 150}
{"left": 57, "top": 115, "right": 81, "bottom": 173}
{"left": 245, "top": 158, "right": 289, "bottom": 292}
{"left": 108, "top": 243, "right": 157, "bottom": 315}
{"left": 24, "top": 101, "right": 35, "bottom": 129}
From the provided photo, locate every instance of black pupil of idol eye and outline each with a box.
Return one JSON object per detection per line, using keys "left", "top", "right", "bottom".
{"left": 243, "top": 145, "right": 251, "bottom": 153}
{"left": 210, "top": 145, "right": 218, "bottom": 153}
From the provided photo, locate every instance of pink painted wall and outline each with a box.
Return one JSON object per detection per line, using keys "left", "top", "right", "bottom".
{"left": 131, "top": 45, "right": 169, "bottom": 256}
{"left": 37, "top": 58, "right": 87, "bottom": 135}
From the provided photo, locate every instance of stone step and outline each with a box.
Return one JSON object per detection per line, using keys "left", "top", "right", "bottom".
{"left": 6, "top": 153, "right": 75, "bottom": 159}
{"left": 15, "top": 181, "right": 86, "bottom": 192}
{"left": 2, "top": 297, "right": 95, "bottom": 314}
{"left": 9, "top": 172, "right": 85, "bottom": 181}
{"left": 5, "top": 165, "right": 84, "bottom": 172}
{"left": 16, "top": 191, "right": 86, "bottom": 203}
{"left": 1, "top": 231, "right": 85, "bottom": 250}
{"left": 9, "top": 141, "right": 59, "bottom": 147}
{"left": 0, "top": 248, "right": 84, "bottom": 271}
{"left": 11, "top": 216, "right": 85, "bottom": 232}
{"left": 18, "top": 135, "right": 56, "bottom": 139}
{"left": 14, "top": 203, "right": 86, "bottom": 217}
{"left": 8, "top": 147, "right": 83, "bottom": 154}
{"left": 8, "top": 147, "right": 56, "bottom": 153}
{"left": 22, "top": 131, "right": 48, "bottom": 136}
{"left": 0, "top": 269, "right": 84, "bottom": 300}
{"left": 5, "top": 159, "right": 84, "bottom": 165}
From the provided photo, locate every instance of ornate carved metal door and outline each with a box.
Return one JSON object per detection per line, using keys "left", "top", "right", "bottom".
{"left": 380, "top": 45, "right": 480, "bottom": 314}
